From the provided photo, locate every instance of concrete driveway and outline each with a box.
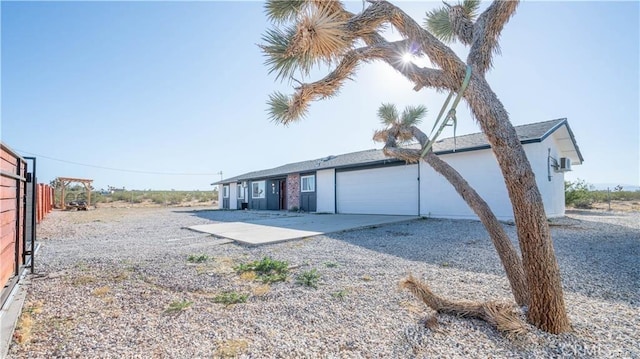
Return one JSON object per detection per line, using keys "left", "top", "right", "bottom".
{"left": 187, "top": 213, "right": 417, "bottom": 245}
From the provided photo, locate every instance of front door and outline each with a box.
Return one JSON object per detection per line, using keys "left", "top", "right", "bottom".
{"left": 222, "top": 185, "right": 230, "bottom": 209}
{"left": 279, "top": 180, "right": 287, "bottom": 210}
{"left": 267, "top": 179, "right": 284, "bottom": 210}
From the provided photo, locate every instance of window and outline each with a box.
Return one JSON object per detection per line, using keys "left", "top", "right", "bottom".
{"left": 222, "top": 185, "right": 229, "bottom": 198}
{"left": 237, "top": 184, "right": 244, "bottom": 199}
{"left": 251, "top": 181, "right": 265, "bottom": 199}
{"left": 301, "top": 175, "right": 315, "bottom": 192}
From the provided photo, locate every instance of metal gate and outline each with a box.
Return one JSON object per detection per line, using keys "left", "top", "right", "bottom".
{"left": 0, "top": 144, "right": 36, "bottom": 309}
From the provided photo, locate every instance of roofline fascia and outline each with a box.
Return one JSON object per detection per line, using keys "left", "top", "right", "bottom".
{"left": 562, "top": 121, "right": 585, "bottom": 163}
{"left": 215, "top": 119, "right": 584, "bottom": 183}
{"left": 216, "top": 158, "right": 406, "bottom": 185}
{"left": 538, "top": 118, "right": 568, "bottom": 142}
{"left": 537, "top": 118, "right": 584, "bottom": 163}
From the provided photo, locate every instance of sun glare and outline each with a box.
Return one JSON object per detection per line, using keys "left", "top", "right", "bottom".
{"left": 402, "top": 53, "right": 413, "bottom": 64}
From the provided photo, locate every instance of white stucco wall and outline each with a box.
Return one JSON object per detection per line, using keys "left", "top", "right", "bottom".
{"left": 420, "top": 140, "right": 567, "bottom": 220}
{"left": 316, "top": 168, "right": 336, "bottom": 213}
{"left": 420, "top": 149, "right": 512, "bottom": 220}
{"left": 217, "top": 184, "right": 223, "bottom": 209}
{"left": 534, "top": 135, "right": 567, "bottom": 218}
{"left": 338, "top": 165, "right": 419, "bottom": 215}
{"left": 229, "top": 183, "right": 238, "bottom": 210}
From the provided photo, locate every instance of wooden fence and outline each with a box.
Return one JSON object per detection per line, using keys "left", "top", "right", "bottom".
{"left": 1, "top": 144, "right": 52, "bottom": 307}
{"left": 0, "top": 143, "right": 27, "bottom": 297}
{"left": 36, "top": 183, "right": 53, "bottom": 223}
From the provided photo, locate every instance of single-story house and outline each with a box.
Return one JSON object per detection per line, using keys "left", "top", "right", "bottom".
{"left": 214, "top": 118, "right": 583, "bottom": 220}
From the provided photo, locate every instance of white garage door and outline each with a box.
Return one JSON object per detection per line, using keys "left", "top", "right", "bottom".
{"left": 336, "top": 165, "right": 419, "bottom": 215}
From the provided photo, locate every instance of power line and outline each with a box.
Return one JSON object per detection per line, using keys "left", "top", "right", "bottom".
{"left": 15, "top": 148, "right": 219, "bottom": 176}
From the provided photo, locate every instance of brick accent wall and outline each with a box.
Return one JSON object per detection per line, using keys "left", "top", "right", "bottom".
{"left": 286, "top": 173, "right": 300, "bottom": 210}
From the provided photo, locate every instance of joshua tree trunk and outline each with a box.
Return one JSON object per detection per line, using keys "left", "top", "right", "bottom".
{"left": 423, "top": 152, "right": 529, "bottom": 306}
{"left": 381, "top": 127, "right": 529, "bottom": 307}
{"left": 464, "top": 77, "right": 571, "bottom": 333}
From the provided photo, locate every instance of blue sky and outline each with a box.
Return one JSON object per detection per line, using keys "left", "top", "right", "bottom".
{"left": 1, "top": 1, "right": 638, "bottom": 191}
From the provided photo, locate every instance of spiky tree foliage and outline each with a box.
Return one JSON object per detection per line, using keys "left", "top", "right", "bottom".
{"left": 425, "top": 0, "right": 479, "bottom": 44}
{"left": 261, "top": 0, "right": 570, "bottom": 334}
{"left": 374, "top": 103, "right": 529, "bottom": 306}
{"left": 374, "top": 103, "right": 426, "bottom": 145}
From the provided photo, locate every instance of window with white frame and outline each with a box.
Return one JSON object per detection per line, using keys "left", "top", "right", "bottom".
{"left": 301, "top": 175, "right": 315, "bottom": 192}
{"left": 251, "top": 181, "right": 265, "bottom": 198}
{"left": 237, "top": 183, "right": 244, "bottom": 199}
{"left": 222, "top": 185, "right": 229, "bottom": 198}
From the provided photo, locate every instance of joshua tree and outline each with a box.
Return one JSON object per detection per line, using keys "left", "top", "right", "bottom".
{"left": 374, "top": 103, "right": 528, "bottom": 307}
{"left": 261, "top": 0, "right": 570, "bottom": 333}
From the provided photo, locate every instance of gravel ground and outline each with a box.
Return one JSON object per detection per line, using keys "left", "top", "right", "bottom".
{"left": 6, "top": 207, "right": 639, "bottom": 358}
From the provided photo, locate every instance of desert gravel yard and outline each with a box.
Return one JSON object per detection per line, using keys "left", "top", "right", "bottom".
{"left": 6, "top": 207, "right": 639, "bottom": 358}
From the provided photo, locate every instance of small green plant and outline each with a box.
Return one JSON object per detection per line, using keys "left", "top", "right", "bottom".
{"left": 565, "top": 179, "right": 594, "bottom": 209}
{"left": 164, "top": 300, "right": 192, "bottom": 314}
{"left": 213, "top": 291, "right": 249, "bottom": 306}
{"left": 296, "top": 269, "right": 320, "bottom": 289}
{"left": 187, "top": 254, "right": 210, "bottom": 263}
{"left": 324, "top": 261, "right": 338, "bottom": 268}
{"left": 235, "top": 257, "right": 289, "bottom": 283}
{"left": 289, "top": 206, "right": 299, "bottom": 212}
{"left": 331, "top": 289, "right": 348, "bottom": 299}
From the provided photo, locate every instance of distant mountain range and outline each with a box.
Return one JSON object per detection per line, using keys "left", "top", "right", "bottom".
{"left": 591, "top": 183, "right": 640, "bottom": 191}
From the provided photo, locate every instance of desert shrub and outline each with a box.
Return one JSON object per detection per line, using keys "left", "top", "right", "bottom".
{"left": 213, "top": 291, "right": 248, "bottom": 306}
{"left": 235, "top": 257, "right": 289, "bottom": 283}
{"left": 187, "top": 254, "right": 210, "bottom": 263}
{"left": 97, "top": 190, "right": 220, "bottom": 205}
{"left": 149, "top": 194, "right": 166, "bottom": 204}
{"left": 331, "top": 289, "right": 348, "bottom": 299}
{"left": 164, "top": 300, "right": 192, "bottom": 314}
{"left": 296, "top": 269, "right": 320, "bottom": 289}
{"left": 565, "top": 179, "right": 593, "bottom": 208}
{"left": 566, "top": 180, "right": 640, "bottom": 207}
{"left": 110, "top": 191, "right": 129, "bottom": 202}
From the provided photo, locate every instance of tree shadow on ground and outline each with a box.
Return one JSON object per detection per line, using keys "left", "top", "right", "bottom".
{"left": 328, "top": 216, "right": 639, "bottom": 306}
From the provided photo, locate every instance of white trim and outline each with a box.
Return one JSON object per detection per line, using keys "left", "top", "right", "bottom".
{"left": 222, "top": 185, "right": 229, "bottom": 199}
{"left": 251, "top": 181, "right": 266, "bottom": 199}
{"left": 301, "top": 175, "right": 315, "bottom": 192}
{"left": 237, "top": 183, "right": 244, "bottom": 199}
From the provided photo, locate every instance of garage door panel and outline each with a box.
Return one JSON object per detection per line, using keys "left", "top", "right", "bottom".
{"left": 337, "top": 165, "right": 419, "bottom": 215}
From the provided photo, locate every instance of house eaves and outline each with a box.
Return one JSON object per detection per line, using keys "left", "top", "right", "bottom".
{"left": 214, "top": 118, "right": 582, "bottom": 185}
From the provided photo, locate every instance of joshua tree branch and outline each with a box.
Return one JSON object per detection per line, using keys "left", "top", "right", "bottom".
{"left": 468, "top": 0, "right": 520, "bottom": 74}
{"left": 348, "top": 0, "right": 466, "bottom": 77}
{"left": 448, "top": 5, "right": 474, "bottom": 45}
{"left": 377, "top": 40, "right": 456, "bottom": 91}
{"left": 287, "top": 41, "right": 453, "bottom": 122}
{"left": 320, "top": 2, "right": 458, "bottom": 92}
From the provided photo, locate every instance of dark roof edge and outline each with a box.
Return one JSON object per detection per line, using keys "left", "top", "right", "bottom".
{"left": 537, "top": 118, "right": 583, "bottom": 163}
{"left": 214, "top": 158, "right": 407, "bottom": 185}
{"left": 562, "top": 120, "right": 584, "bottom": 163}
{"left": 539, "top": 118, "right": 567, "bottom": 142}
{"left": 214, "top": 119, "right": 582, "bottom": 185}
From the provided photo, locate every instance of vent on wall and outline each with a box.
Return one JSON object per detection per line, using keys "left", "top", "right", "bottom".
{"left": 559, "top": 158, "right": 572, "bottom": 172}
